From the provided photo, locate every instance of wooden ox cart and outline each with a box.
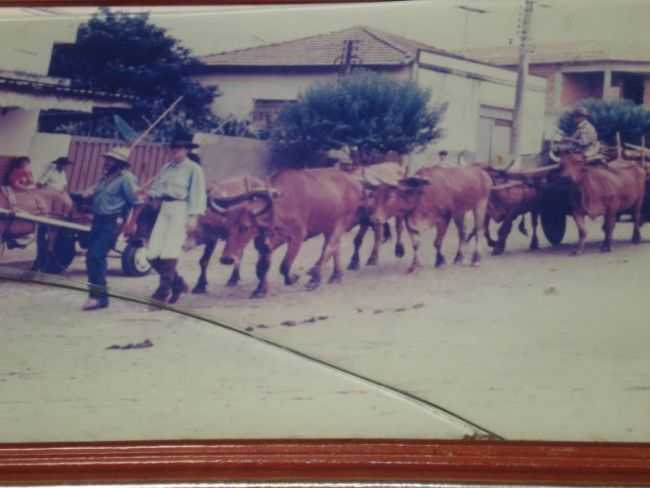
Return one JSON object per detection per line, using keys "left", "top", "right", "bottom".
{"left": 503, "top": 143, "right": 650, "bottom": 249}
{"left": 0, "top": 194, "right": 154, "bottom": 277}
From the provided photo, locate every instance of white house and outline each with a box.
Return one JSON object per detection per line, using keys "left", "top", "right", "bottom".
{"left": 194, "top": 26, "right": 547, "bottom": 167}
{"left": 0, "top": 14, "right": 130, "bottom": 178}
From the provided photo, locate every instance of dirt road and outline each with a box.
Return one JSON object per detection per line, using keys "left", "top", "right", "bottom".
{"left": 2, "top": 218, "right": 650, "bottom": 442}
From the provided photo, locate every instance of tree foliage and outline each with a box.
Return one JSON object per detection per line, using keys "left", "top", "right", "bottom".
{"left": 271, "top": 70, "right": 446, "bottom": 167}
{"left": 558, "top": 98, "right": 650, "bottom": 146}
{"left": 48, "top": 7, "right": 219, "bottom": 140}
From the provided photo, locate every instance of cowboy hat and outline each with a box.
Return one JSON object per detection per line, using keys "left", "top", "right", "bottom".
{"left": 169, "top": 136, "right": 199, "bottom": 149}
{"left": 52, "top": 156, "right": 73, "bottom": 166}
{"left": 103, "top": 146, "right": 131, "bottom": 164}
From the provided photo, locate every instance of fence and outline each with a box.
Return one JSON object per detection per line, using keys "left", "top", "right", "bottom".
{"left": 66, "top": 137, "right": 170, "bottom": 192}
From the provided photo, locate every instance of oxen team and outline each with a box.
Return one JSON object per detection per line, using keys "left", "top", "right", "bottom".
{"left": 176, "top": 149, "right": 648, "bottom": 300}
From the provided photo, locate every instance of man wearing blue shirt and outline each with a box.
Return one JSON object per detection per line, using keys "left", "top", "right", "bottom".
{"left": 82, "top": 147, "right": 139, "bottom": 311}
{"left": 147, "top": 136, "right": 206, "bottom": 306}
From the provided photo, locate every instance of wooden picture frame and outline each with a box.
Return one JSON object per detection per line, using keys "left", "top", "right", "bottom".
{"left": 2, "top": 1, "right": 650, "bottom": 485}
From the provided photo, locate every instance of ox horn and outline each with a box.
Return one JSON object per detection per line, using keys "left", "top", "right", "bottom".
{"left": 548, "top": 149, "right": 560, "bottom": 163}
{"left": 210, "top": 190, "right": 270, "bottom": 211}
{"left": 209, "top": 198, "right": 229, "bottom": 216}
{"left": 506, "top": 164, "right": 560, "bottom": 180}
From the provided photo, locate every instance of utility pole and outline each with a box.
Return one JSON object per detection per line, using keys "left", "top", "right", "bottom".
{"left": 510, "top": 0, "right": 535, "bottom": 168}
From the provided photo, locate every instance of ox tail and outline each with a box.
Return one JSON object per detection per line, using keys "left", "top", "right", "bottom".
{"left": 466, "top": 213, "right": 494, "bottom": 246}
{"left": 465, "top": 226, "right": 477, "bottom": 243}
{"left": 518, "top": 215, "right": 529, "bottom": 236}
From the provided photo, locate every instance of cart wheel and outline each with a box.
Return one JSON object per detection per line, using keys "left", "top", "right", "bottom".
{"left": 121, "top": 242, "right": 151, "bottom": 277}
{"left": 541, "top": 206, "right": 567, "bottom": 247}
{"left": 45, "top": 229, "right": 77, "bottom": 274}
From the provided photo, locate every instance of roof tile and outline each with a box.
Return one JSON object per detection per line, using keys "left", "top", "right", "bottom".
{"left": 200, "top": 26, "right": 449, "bottom": 67}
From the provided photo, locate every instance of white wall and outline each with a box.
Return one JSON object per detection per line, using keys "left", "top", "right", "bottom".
{"left": 414, "top": 55, "right": 547, "bottom": 165}
{"left": 195, "top": 68, "right": 411, "bottom": 120}
{"left": 0, "top": 17, "right": 78, "bottom": 75}
{"left": 0, "top": 109, "right": 38, "bottom": 157}
{"left": 28, "top": 132, "right": 72, "bottom": 179}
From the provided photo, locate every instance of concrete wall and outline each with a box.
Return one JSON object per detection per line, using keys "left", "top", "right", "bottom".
{"left": 414, "top": 53, "right": 546, "bottom": 165}
{"left": 0, "top": 109, "right": 38, "bottom": 157}
{"left": 194, "top": 133, "right": 274, "bottom": 182}
{"left": 529, "top": 64, "right": 559, "bottom": 112}
{"left": 28, "top": 132, "right": 72, "bottom": 180}
{"left": 561, "top": 72, "right": 604, "bottom": 106}
{"left": 195, "top": 67, "right": 411, "bottom": 120}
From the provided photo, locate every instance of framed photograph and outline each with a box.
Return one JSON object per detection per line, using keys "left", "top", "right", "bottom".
{"left": 2, "top": 0, "right": 650, "bottom": 485}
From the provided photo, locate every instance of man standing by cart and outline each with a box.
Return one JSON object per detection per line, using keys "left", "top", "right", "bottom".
{"left": 146, "top": 134, "right": 206, "bottom": 307}
{"left": 82, "top": 147, "right": 139, "bottom": 311}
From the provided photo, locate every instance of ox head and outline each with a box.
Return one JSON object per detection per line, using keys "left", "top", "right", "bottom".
{"left": 554, "top": 148, "right": 587, "bottom": 184}
{"left": 181, "top": 176, "right": 266, "bottom": 253}
{"left": 363, "top": 176, "right": 429, "bottom": 224}
{"left": 209, "top": 188, "right": 281, "bottom": 267}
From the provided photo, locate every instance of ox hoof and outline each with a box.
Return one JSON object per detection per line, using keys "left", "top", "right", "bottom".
{"left": 395, "top": 243, "right": 405, "bottom": 258}
{"left": 492, "top": 247, "right": 505, "bottom": 256}
{"left": 454, "top": 253, "right": 464, "bottom": 265}
{"left": 225, "top": 280, "right": 239, "bottom": 288}
{"left": 600, "top": 244, "right": 612, "bottom": 253}
{"left": 633, "top": 231, "right": 641, "bottom": 244}
{"left": 366, "top": 256, "right": 378, "bottom": 266}
{"left": 284, "top": 274, "right": 300, "bottom": 286}
{"left": 347, "top": 259, "right": 360, "bottom": 271}
{"left": 471, "top": 252, "right": 481, "bottom": 267}
{"left": 328, "top": 272, "right": 343, "bottom": 284}
{"left": 570, "top": 249, "right": 583, "bottom": 256}
{"left": 406, "top": 265, "right": 421, "bottom": 274}
{"left": 250, "top": 289, "right": 267, "bottom": 299}
{"left": 530, "top": 239, "right": 540, "bottom": 251}
{"left": 192, "top": 285, "right": 207, "bottom": 294}
{"left": 305, "top": 280, "right": 321, "bottom": 291}
{"left": 434, "top": 255, "right": 446, "bottom": 268}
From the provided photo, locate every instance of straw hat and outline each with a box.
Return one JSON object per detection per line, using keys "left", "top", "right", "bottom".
{"left": 103, "top": 147, "right": 131, "bottom": 164}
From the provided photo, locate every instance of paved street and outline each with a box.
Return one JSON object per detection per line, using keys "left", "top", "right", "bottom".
{"left": 2, "top": 218, "right": 650, "bottom": 442}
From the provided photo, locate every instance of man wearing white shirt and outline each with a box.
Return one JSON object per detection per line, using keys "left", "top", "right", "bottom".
{"left": 147, "top": 135, "right": 206, "bottom": 306}
{"left": 37, "top": 157, "right": 72, "bottom": 192}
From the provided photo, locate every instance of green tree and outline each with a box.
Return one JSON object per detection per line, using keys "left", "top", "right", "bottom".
{"left": 48, "top": 7, "right": 218, "bottom": 140}
{"left": 271, "top": 70, "right": 446, "bottom": 167}
{"left": 558, "top": 98, "right": 650, "bottom": 146}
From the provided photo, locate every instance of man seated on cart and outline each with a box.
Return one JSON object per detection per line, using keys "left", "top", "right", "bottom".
{"left": 566, "top": 106, "right": 602, "bottom": 161}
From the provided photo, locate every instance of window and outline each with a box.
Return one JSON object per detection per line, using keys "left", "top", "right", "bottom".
{"left": 251, "top": 99, "right": 296, "bottom": 128}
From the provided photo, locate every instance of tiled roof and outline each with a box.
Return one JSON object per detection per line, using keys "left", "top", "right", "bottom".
{"left": 200, "top": 26, "right": 458, "bottom": 68}
{"left": 460, "top": 41, "right": 650, "bottom": 66}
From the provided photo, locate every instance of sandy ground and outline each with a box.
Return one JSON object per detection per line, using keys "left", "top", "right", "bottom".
{"left": 2, "top": 217, "right": 650, "bottom": 442}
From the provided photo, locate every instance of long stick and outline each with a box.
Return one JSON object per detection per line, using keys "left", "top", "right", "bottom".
{"left": 616, "top": 132, "right": 622, "bottom": 160}
{"left": 0, "top": 207, "right": 91, "bottom": 232}
{"left": 128, "top": 96, "right": 184, "bottom": 150}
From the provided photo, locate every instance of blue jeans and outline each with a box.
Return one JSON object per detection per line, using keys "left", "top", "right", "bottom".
{"left": 86, "top": 214, "right": 118, "bottom": 302}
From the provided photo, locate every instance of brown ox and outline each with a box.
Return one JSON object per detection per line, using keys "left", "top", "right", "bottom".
{"left": 210, "top": 168, "right": 364, "bottom": 298}
{"left": 343, "top": 162, "right": 407, "bottom": 269}
{"left": 181, "top": 176, "right": 266, "bottom": 293}
{"left": 478, "top": 168, "right": 542, "bottom": 255}
{"left": 0, "top": 188, "right": 73, "bottom": 269}
{"left": 558, "top": 152, "right": 646, "bottom": 254}
{"left": 364, "top": 165, "right": 492, "bottom": 272}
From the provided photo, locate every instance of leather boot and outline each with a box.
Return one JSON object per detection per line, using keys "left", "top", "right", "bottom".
{"left": 149, "top": 257, "right": 162, "bottom": 273}
{"left": 150, "top": 259, "right": 175, "bottom": 307}
{"left": 168, "top": 261, "right": 188, "bottom": 305}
